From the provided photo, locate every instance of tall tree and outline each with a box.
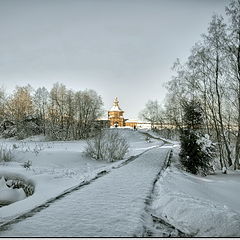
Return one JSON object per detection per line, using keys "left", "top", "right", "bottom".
{"left": 203, "top": 15, "right": 232, "bottom": 166}
{"left": 0, "top": 87, "right": 7, "bottom": 122}
{"left": 139, "top": 100, "right": 165, "bottom": 129}
{"left": 34, "top": 87, "right": 49, "bottom": 135}
{"left": 226, "top": 0, "right": 240, "bottom": 169}
{"left": 7, "top": 85, "right": 34, "bottom": 123}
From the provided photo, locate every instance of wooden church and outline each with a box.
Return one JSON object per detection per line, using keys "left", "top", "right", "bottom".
{"left": 108, "top": 97, "right": 137, "bottom": 128}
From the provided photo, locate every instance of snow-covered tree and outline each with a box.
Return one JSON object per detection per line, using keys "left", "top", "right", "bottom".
{"left": 34, "top": 87, "right": 49, "bottom": 135}
{"left": 139, "top": 100, "right": 165, "bottom": 129}
{"left": 7, "top": 85, "right": 34, "bottom": 122}
{"left": 225, "top": 0, "right": 240, "bottom": 169}
{"left": 74, "top": 89, "right": 104, "bottom": 139}
{"left": 0, "top": 87, "right": 7, "bottom": 122}
{"left": 46, "top": 83, "right": 104, "bottom": 140}
{"left": 180, "top": 100, "right": 215, "bottom": 175}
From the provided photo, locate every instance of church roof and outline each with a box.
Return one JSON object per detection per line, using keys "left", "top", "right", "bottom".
{"left": 109, "top": 97, "right": 123, "bottom": 112}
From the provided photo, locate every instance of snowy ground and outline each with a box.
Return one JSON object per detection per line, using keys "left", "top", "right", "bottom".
{"left": 0, "top": 129, "right": 163, "bottom": 226}
{"left": 1, "top": 128, "right": 240, "bottom": 237}
{"left": 151, "top": 144, "right": 240, "bottom": 237}
{"left": 138, "top": 129, "right": 179, "bottom": 145}
{"left": 0, "top": 146, "right": 170, "bottom": 237}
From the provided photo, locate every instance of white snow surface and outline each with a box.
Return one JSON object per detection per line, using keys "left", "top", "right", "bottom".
{"left": 151, "top": 145, "right": 240, "bottom": 237}
{"left": 1, "top": 129, "right": 239, "bottom": 237}
{"left": 110, "top": 105, "right": 122, "bottom": 111}
{"left": 139, "top": 129, "right": 179, "bottom": 145}
{"left": 0, "top": 146, "right": 170, "bottom": 237}
{"left": 0, "top": 177, "right": 26, "bottom": 205}
{"left": 0, "top": 129, "right": 163, "bottom": 225}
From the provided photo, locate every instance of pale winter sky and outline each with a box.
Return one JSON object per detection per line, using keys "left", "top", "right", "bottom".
{"left": 0, "top": 0, "right": 229, "bottom": 119}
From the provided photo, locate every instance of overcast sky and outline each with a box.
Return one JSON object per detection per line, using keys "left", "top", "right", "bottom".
{"left": 0, "top": 0, "right": 230, "bottom": 119}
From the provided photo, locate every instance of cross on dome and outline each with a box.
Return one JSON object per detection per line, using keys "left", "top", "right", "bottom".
{"left": 114, "top": 97, "right": 119, "bottom": 106}
{"left": 110, "top": 97, "right": 123, "bottom": 111}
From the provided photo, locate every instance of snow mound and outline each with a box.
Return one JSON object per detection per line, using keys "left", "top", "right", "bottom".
{"left": 0, "top": 177, "right": 8, "bottom": 190}
{"left": 152, "top": 167, "right": 240, "bottom": 237}
{"left": 0, "top": 177, "right": 26, "bottom": 205}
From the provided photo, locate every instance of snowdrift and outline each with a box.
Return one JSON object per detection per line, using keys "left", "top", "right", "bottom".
{"left": 152, "top": 167, "right": 240, "bottom": 237}
{"left": 0, "top": 177, "right": 26, "bottom": 205}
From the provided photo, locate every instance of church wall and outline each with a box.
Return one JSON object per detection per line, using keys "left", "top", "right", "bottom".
{"left": 125, "top": 122, "right": 137, "bottom": 128}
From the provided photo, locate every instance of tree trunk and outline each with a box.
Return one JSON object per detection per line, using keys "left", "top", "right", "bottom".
{"left": 234, "top": 31, "right": 240, "bottom": 170}
{"left": 215, "top": 52, "right": 232, "bottom": 166}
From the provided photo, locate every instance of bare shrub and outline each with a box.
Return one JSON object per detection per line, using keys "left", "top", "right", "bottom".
{"left": 85, "top": 130, "right": 129, "bottom": 162}
{"left": 0, "top": 145, "right": 14, "bottom": 162}
{"left": 22, "top": 160, "right": 32, "bottom": 170}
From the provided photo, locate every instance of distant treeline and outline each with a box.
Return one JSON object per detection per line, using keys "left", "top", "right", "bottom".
{"left": 0, "top": 83, "right": 104, "bottom": 140}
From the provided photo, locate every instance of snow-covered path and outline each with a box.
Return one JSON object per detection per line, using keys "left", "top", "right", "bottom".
{"left": 0, "top": 146, "right": 170, "bottom": 237}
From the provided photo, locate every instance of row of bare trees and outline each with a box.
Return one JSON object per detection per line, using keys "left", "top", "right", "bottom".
{"left": 163, "top": 0, "right": 240, "bottom": 170}
{"left": 0, "top": 83, "right": 104, "bottom": 140}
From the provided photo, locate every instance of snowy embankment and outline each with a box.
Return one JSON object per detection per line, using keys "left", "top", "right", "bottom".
{"left": 138, "top": 129, "right": 178, "bottom": 145}
{"left": 0, "top": 129, "right": 163, "bottom": 225}
{"left": 151, "top": 144, "right": 240, "bottom": 237}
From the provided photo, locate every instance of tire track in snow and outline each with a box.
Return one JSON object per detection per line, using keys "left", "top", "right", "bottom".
{"left": 0, "top": 144, "right": 162, "bottom": 232}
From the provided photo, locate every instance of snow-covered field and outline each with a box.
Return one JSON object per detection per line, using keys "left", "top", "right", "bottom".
{"left": 0, "top": 129, "right": 163, "bottom": 226}
{"left": 151, "top": 144, "right": 240, "bottom": 237}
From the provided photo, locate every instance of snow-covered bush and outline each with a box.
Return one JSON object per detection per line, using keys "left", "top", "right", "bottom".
{"left": 0, "top": 145, "right": 14, "bottom": 162}
{"left": 12, "top": 143, "right": 19, "bottom": 149}
{"left": 2, "top": 125, "right": 17, "bottom": 138}
{"left": 145, "top": 136, "right": 152, "bottom": 143}
{"left": 0, "top": 117, "right": 41, "bottom": 140}
{"left": 0, "top": 174, "right": 35, "bottom": 206}
{"left": 85, "top": 130, "right": 129, "bottom": 162}
{"left": 153, "top": 127, "right": 180, "bottom": 141}
{"left": 33, "top": 143, "right": 44, "bottom": 156}
{"left": 46, "top": 125, "right": 67, "bottom": 141}
{"left": 16, "top": 119, "right": 41, "bottom": 140}
{"left": 0, "top": 176, "right": 26, "bottom": 206}
{"left": 22, "top": 160, "right": 32, "bottom": 170}
{"left": 180, "top": 130, "right": 215, "bottom": 175}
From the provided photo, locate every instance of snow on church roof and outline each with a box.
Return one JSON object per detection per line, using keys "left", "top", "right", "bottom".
{"left": 110, "top": 105, "right": 122, "bottom": 111}
{"left": 110, "top": 97, "right": 123, "bottom": 112}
